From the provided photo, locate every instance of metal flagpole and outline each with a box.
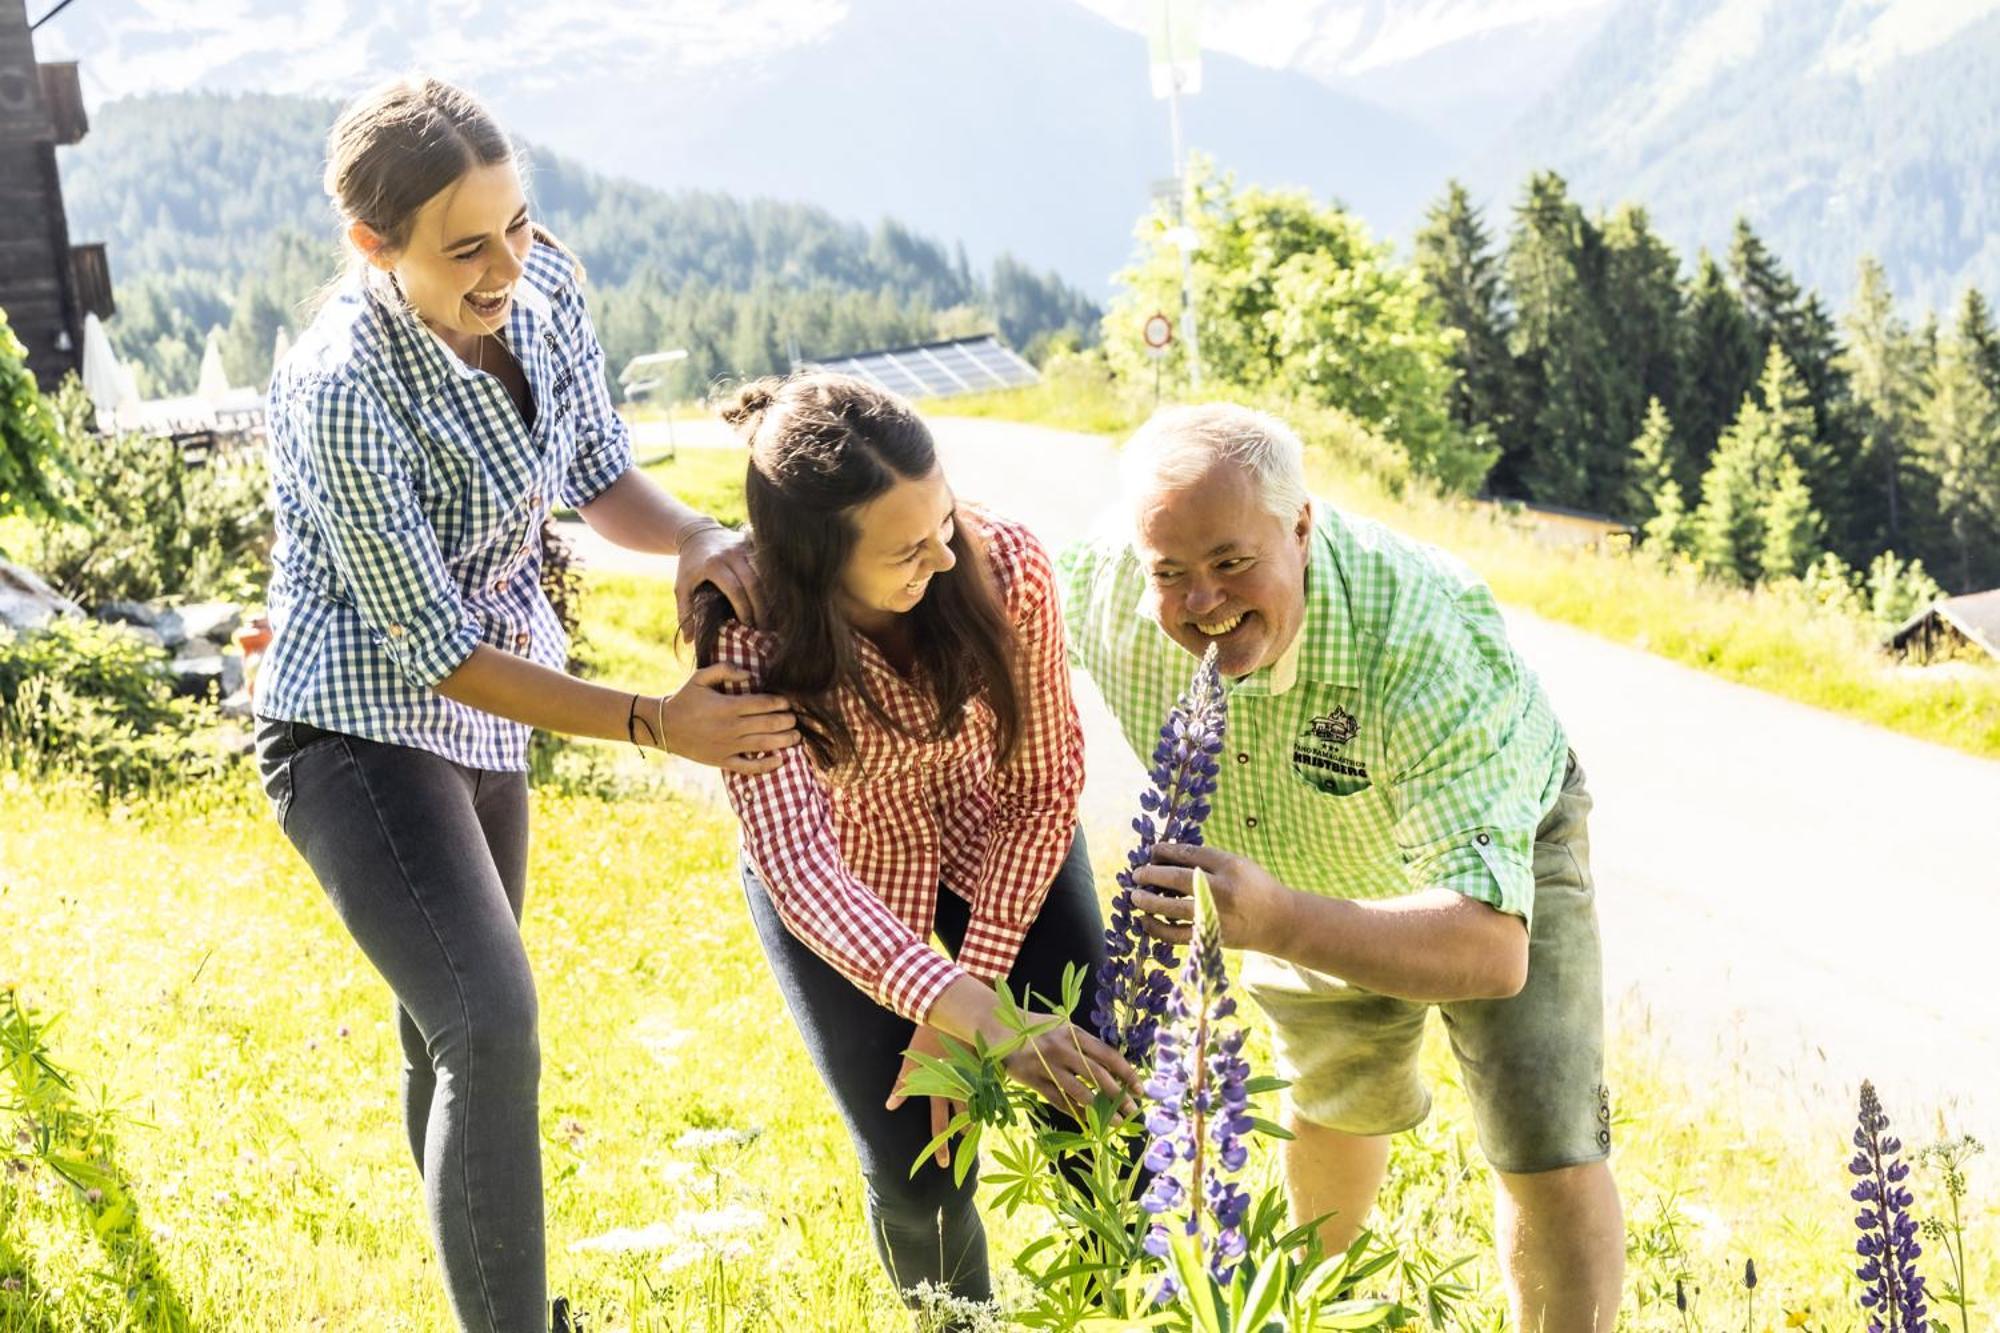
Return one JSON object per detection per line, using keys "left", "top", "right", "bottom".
{"left": 1149, "top": 0, "right": 1204, "bottom": 392}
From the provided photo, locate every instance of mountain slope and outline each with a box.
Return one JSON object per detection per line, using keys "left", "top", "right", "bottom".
{"left": 53, "top": 91, "right": 1099, "bottom": 396}
{"left": 36, "top": 0, "right": 1452, "bottom": 293}
{"left": 1479, "top": 0, "right": 2000, "bottom": 308}
{"left": 1073, "top": 0, "right": 1617, "bottom": 147}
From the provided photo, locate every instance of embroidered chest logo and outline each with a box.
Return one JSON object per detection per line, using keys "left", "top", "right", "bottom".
{"left": 1292, "top": 706, "right": 1367, "bottom": 780}
{"left": 1309, "top": 707, "right": 1358, "bottom": 747}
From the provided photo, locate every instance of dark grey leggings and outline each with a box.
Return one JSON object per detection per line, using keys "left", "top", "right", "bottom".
{"left": 256, "top": 718, "right": 544, "bottom": 1333}
{"left": 742, "top": 829, "right": 1109, "bottom": 1309}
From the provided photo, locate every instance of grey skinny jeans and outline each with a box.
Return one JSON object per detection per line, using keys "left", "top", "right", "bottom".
{"left": 256, "top": 718, "right": 545, "bottom": 1333}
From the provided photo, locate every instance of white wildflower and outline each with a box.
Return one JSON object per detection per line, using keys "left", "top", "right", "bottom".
{"left": 633, "top": 1016, "right": 695, "bottom": 1067}
{"left": 673, "top": 1127, "right": 761, "bottom": 1152}
{"left": 569, "top": 1222, "right": 677, "bottom": 1253}
{"left": 675, "top": 1203, "right": 765, "bottom": 1239}
{"left": 661, "top": 1237, "right": 752, "bottom": 1274}
{"left": 908, "top": 1279, "right": 1009, "bottom": 1333}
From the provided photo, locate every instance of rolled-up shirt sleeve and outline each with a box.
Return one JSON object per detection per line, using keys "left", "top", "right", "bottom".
{"left": 1380, "top": 591, "right": 1547, "bottom": 925}
{"left": 957, "top": 520, "right": 1087, "bottom": 984}
{"left": 715, "top": 622, "right": 968, "bottom": 1022}
{"left": 289, "top": 374, "right": 479, "bottom": 690}
{"left": 553, "top": 270, "right": 634, "bottom": 510}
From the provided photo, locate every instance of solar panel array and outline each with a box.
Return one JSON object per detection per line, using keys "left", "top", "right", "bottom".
{"left": 809, "top": 334, "right": 1039, "bottom": 401}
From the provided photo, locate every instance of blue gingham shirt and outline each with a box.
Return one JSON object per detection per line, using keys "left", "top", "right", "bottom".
{"left": 259, "top": 238, "right": 633, "bottom": 770}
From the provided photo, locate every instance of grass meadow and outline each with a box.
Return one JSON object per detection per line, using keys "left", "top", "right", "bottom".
{"left": 3, "top": 574, "right": 1993, "bottom": 1330}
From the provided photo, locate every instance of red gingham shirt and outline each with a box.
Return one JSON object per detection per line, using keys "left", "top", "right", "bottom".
{"left": 717, "top": 509, "right": 1086, "bottom": 1024}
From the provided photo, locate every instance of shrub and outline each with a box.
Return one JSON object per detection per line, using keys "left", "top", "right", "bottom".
{"left": 0, "top": 308, "right": 72, "bottom": 526}
{"left": 0, "top": 618, "right": 231, "bottom": 797}
{"left": 35, "top": 379, "right": 271, "bottom": 607}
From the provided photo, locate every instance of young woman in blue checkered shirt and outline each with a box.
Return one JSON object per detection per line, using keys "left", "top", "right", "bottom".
{"left": 253, "top": 78, "right": 797, "bottom": 1333}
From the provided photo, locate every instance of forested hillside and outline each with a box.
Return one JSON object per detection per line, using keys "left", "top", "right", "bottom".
{"left": 61, "top": 93, "right": 1100, "bottom": 400}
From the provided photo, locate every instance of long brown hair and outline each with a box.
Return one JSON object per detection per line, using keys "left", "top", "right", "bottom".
{"left": 688, "top": 372, "right": 1022, "bottom": 769}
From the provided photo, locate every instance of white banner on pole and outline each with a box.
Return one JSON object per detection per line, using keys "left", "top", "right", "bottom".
{"left": 1146, "top": 0, "right": 1203, "bottom": 98}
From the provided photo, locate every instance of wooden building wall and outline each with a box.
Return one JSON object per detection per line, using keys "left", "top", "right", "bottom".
{"left": 0, "top": 2, "right": 92, "bottom": 392}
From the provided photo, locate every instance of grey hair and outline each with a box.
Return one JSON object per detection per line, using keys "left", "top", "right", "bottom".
{"left": 1120, "top": 403, "right": 1311, "bottom": 525}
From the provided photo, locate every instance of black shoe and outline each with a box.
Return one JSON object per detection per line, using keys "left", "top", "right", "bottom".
{"left": 551, "top": 1296, "right": 586, "bottom": 1333}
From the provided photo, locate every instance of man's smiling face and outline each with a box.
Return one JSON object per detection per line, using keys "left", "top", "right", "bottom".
{"left": 1133, "top": 459, "right": 1312, "bottom": 679}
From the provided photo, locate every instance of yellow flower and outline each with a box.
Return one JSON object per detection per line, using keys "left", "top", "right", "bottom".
{"left": 1785, "top": 1312, "right": 1811, "bottom": 1328}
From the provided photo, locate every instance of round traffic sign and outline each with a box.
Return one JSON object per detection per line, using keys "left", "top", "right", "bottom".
{"left": 1143, "top": 312, "right": 1174, "bottom": 354}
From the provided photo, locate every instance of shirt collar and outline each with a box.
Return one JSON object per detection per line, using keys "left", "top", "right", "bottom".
{"left": 363, "top": 272, "right": 555, "bottom": 396}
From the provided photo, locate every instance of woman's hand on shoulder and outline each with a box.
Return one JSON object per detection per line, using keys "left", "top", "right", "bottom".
{"left": 655, "top": 664, "right": 797, "bottom": 775}
{"left": 676, "top": 526, "right": 764, "bottom": 628}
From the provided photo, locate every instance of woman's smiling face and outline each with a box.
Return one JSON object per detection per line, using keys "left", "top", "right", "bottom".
{"left": 836, "top": 465, "right": 959, "bottom": 632}
{"left": 353, "top": 158, "right": 533, "bottom": 356}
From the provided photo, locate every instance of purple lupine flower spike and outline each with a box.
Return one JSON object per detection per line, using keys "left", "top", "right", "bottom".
{"left": 1094, "top": 645, "right": 1227, "bottom": 1063}
{"left": 1850, "top": 1080, "right": 1928, "bottom": 1332}
{"left": 1137, "top": 863, "right": 1254, "bottom": 1292}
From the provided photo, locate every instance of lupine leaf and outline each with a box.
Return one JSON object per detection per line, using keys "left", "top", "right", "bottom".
{"left": 1310, "top": 1297, "right": 1403, "bottom": 1329}
{"left": 1237, "top": 1252, "right": 1289, "bottom": 1330}
{"left": 1170, "top": 1229, "right": 1226, "bottom": 1333}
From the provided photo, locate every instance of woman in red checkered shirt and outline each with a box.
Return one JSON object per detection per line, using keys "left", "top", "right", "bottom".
{"left": 686, "top": 371, "right": 1139, "bottom": 1313}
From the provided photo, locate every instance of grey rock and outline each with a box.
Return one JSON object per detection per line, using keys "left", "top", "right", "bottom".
{"left": 169, "top": 654, "right": 226, "bottom": 699}
{"left": 114, "top": 623, "right": 169, "bottom": 651}
{"left": 0, "top": 560, "right": 81, "bottom": 632}
{"left": 175, "top": 602, "right": 243, "bottom": 647}
{"left": 95, "top": 599, "right": 163, "bottom": 629}
{"left": 151, "top": 609, "right": 187, "bottom": 649}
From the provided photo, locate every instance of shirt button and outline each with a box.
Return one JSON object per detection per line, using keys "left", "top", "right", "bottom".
{"left": 1475, "top": 833, "right": 1491, "bottom": 846}
{"left": 529, "top": 492, "right": 543, "bottom": 508}
{"left": 1235, "top": 752, "right": 1250, "bottom": 764}
{"left": 514, "top": 632, "right": 530, "bottom": 650}
{"left": 387, "top": 624, "right": 405, "bottom": 638}
{"left": 492, "top": 577, "right": 508, "bottom": 594}
{"left": 1245, "top": 816, "right": 1259, "bottom": 829}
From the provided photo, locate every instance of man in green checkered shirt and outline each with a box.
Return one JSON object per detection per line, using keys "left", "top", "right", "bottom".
{"left": 1061, "top": 404, "right": 1623, "bottom": 1330}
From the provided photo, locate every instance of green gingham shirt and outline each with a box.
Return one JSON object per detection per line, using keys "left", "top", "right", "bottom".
{"left": 259, "top": 237, "right": 632, "bottom": 770}
{"left": 1061, "top": 505, "right": 1568, "bottom": 924}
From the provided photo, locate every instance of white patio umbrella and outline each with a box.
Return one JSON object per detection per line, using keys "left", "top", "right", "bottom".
{"left": 197, "top": 326, "right": 231, "bottom": 404}
{"left": 79, "top": 313, "right": 137, "bottom": 415}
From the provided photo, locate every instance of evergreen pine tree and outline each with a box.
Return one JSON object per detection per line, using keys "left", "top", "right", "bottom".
{"left": 1677, "top": 251, "right": 1761, "bottom": 488}
{"left": 1727, "top": 218, "right": 1859, "bottom": 553}
{"left": 1625, "top": 396, "right": 1677, "bottom": 518}
{"left": 1629, "top": 397, "right": 1693, "bottom": 553}
{"left": 1414, "top": 180, "right": 1519, "bottom": 487}
{"left": 1729, "top": 218, "right": 1804, "bottom": 349}
{"left": 1915, "top": 327, "right": 2000, "bottom": 591}
{"left": 1838, "top": 257, "right": 1920, "bottom": 550}
{"left": 1758, "top": 456, "right": 1823, "bottom": 581}
{"left": 1954, "top": 287, "right": 2000, "bottom": 400}
{"left": 1602, "top": 205, "right": 1685, "bottom": 472}
{"left": 1694, "top": 398, "right": 1765, "bottom": 584}
{"left": 1646, "top": 478, "right": 1693, "bottom": 557}
{"left": 1506, "top": 171, "right": 1619, "bottom": 509}
{"left": 1694, "top": 346, "right": 1821, "bottom": 583}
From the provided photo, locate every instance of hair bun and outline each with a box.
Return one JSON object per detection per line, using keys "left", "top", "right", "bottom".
{"left": 719, "top": 378, "right": 781, "bottom": 434}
